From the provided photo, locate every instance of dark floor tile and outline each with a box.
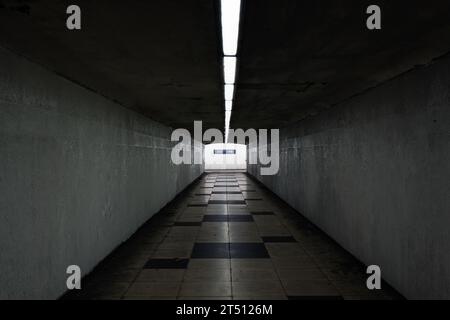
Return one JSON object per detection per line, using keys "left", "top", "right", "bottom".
{"left": 144, "top": 258, "right": 189, "bottom": 269}
{"left": 262, "top": 236, "right": 296, "bottom": 243}
{"left": 209, "top": 200, "right": 246, "bottom": 205}
{"left": 202, "top": 215, "right": 254, "bottom": 222}
{"left": 251, "top": 211, "right": 275, "bottom": 215}
{"left": 195, "top": 192, "right": 211, "bottom": 196}
{"left": 228, "top": 215, "right": 254, "bottom": 222}
{"left": 174, "top": 222, "right": 202, "bottom": 226}
{"left": 212, "top": 191, "right": 242, "bottom": 194}
{"left": 188, "top": 203, "right": 208, "bottom": 207}
{"left": 228, "top": 204, "right": 250, "bottom": 211}
{"left": 191, "top": 243, "right": 230, "bottom": 259}
{"left": 203, "top": 215, "right": 228, "bottom": 222}
{"left": 229, "top": 243, "right": 269, "bottom": 258}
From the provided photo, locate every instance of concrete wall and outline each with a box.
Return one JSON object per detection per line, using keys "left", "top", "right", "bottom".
{"left": 248, "top": 56, "right": 450, "bottom": 299}
{"left": 0, "top": 47, "right": 203, "bottom": 299}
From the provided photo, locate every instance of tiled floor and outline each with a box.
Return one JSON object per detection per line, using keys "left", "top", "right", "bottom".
{"left": 63, "top": 172, "right": 402, "bottom": 300}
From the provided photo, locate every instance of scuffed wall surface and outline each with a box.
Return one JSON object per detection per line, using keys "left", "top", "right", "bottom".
{"left": 0, "top": 47, "right": 203, "bottom": 299}
{"left": 249, "top": 56, "right": 450, "bottom": 299}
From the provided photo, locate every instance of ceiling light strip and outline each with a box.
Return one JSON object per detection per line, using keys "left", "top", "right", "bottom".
{"left": 221, "top": 0, "right": 241, "bottom": 142}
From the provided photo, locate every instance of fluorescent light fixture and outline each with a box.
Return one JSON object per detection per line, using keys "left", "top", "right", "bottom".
{"left": 225, "top": 112, "right": 231, "bottom": 131}
{"left": 225, "top": 110, "right": 231, "bottom": 122}
{"left": 225, "top": 127, "right": 229, "bottom": 143}
{"left": 221, "top": 0, "right": 241, "bottom": 55}
{"left": 224, "top": 84, "right": 234, "bottom": 100}
{"left": 225, "top": 115, "right": 230, "bottom": 142}
{"left": 223, "top": 56, "right": 237, "bottom": 84}
{"left": 225, "top": 100, "right": 232, "bottom": 111}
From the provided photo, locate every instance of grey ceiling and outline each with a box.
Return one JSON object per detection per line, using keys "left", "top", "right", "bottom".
{"left": 0, "top": 0, "right": 223, "bottom": 130}
{"left": 233, "top": 0, "right": 450, "bottom": 129}
{"left": 1, "top": 0, "right": 450, "bottom": 130}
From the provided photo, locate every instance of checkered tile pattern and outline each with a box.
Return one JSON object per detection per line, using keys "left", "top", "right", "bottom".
{"left": 63, "top": 172, "right": 402, "bottom": 300}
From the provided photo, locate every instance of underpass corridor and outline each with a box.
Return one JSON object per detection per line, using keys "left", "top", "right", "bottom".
{"left": 1, "top": 0, "right": 449, "bottom": 301}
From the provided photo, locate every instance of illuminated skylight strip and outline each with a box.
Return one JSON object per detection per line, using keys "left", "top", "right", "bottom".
{"left": 224, "top": 84, "right": 234, "bottom": 100}
{"left": 221, "top": 0, "right": 241, "bottom": 143}
{"left": 223, "top": 56, "right": 237, "bottom": 84}
{"left": 225, "top": 110, "right": 231, "bottom": 143}
{"left": 221, "top": 0, "right": 241, "bottom": 56}
{"left": 225, "top": 110, "right": 231, "bottom": 123}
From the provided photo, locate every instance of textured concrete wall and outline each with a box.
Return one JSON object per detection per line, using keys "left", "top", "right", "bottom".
{"left": 249, "top": 56, "right": 450, "bottom": 299}
{"left": 0, "top": 47, "right": 203, "bottom": 299}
